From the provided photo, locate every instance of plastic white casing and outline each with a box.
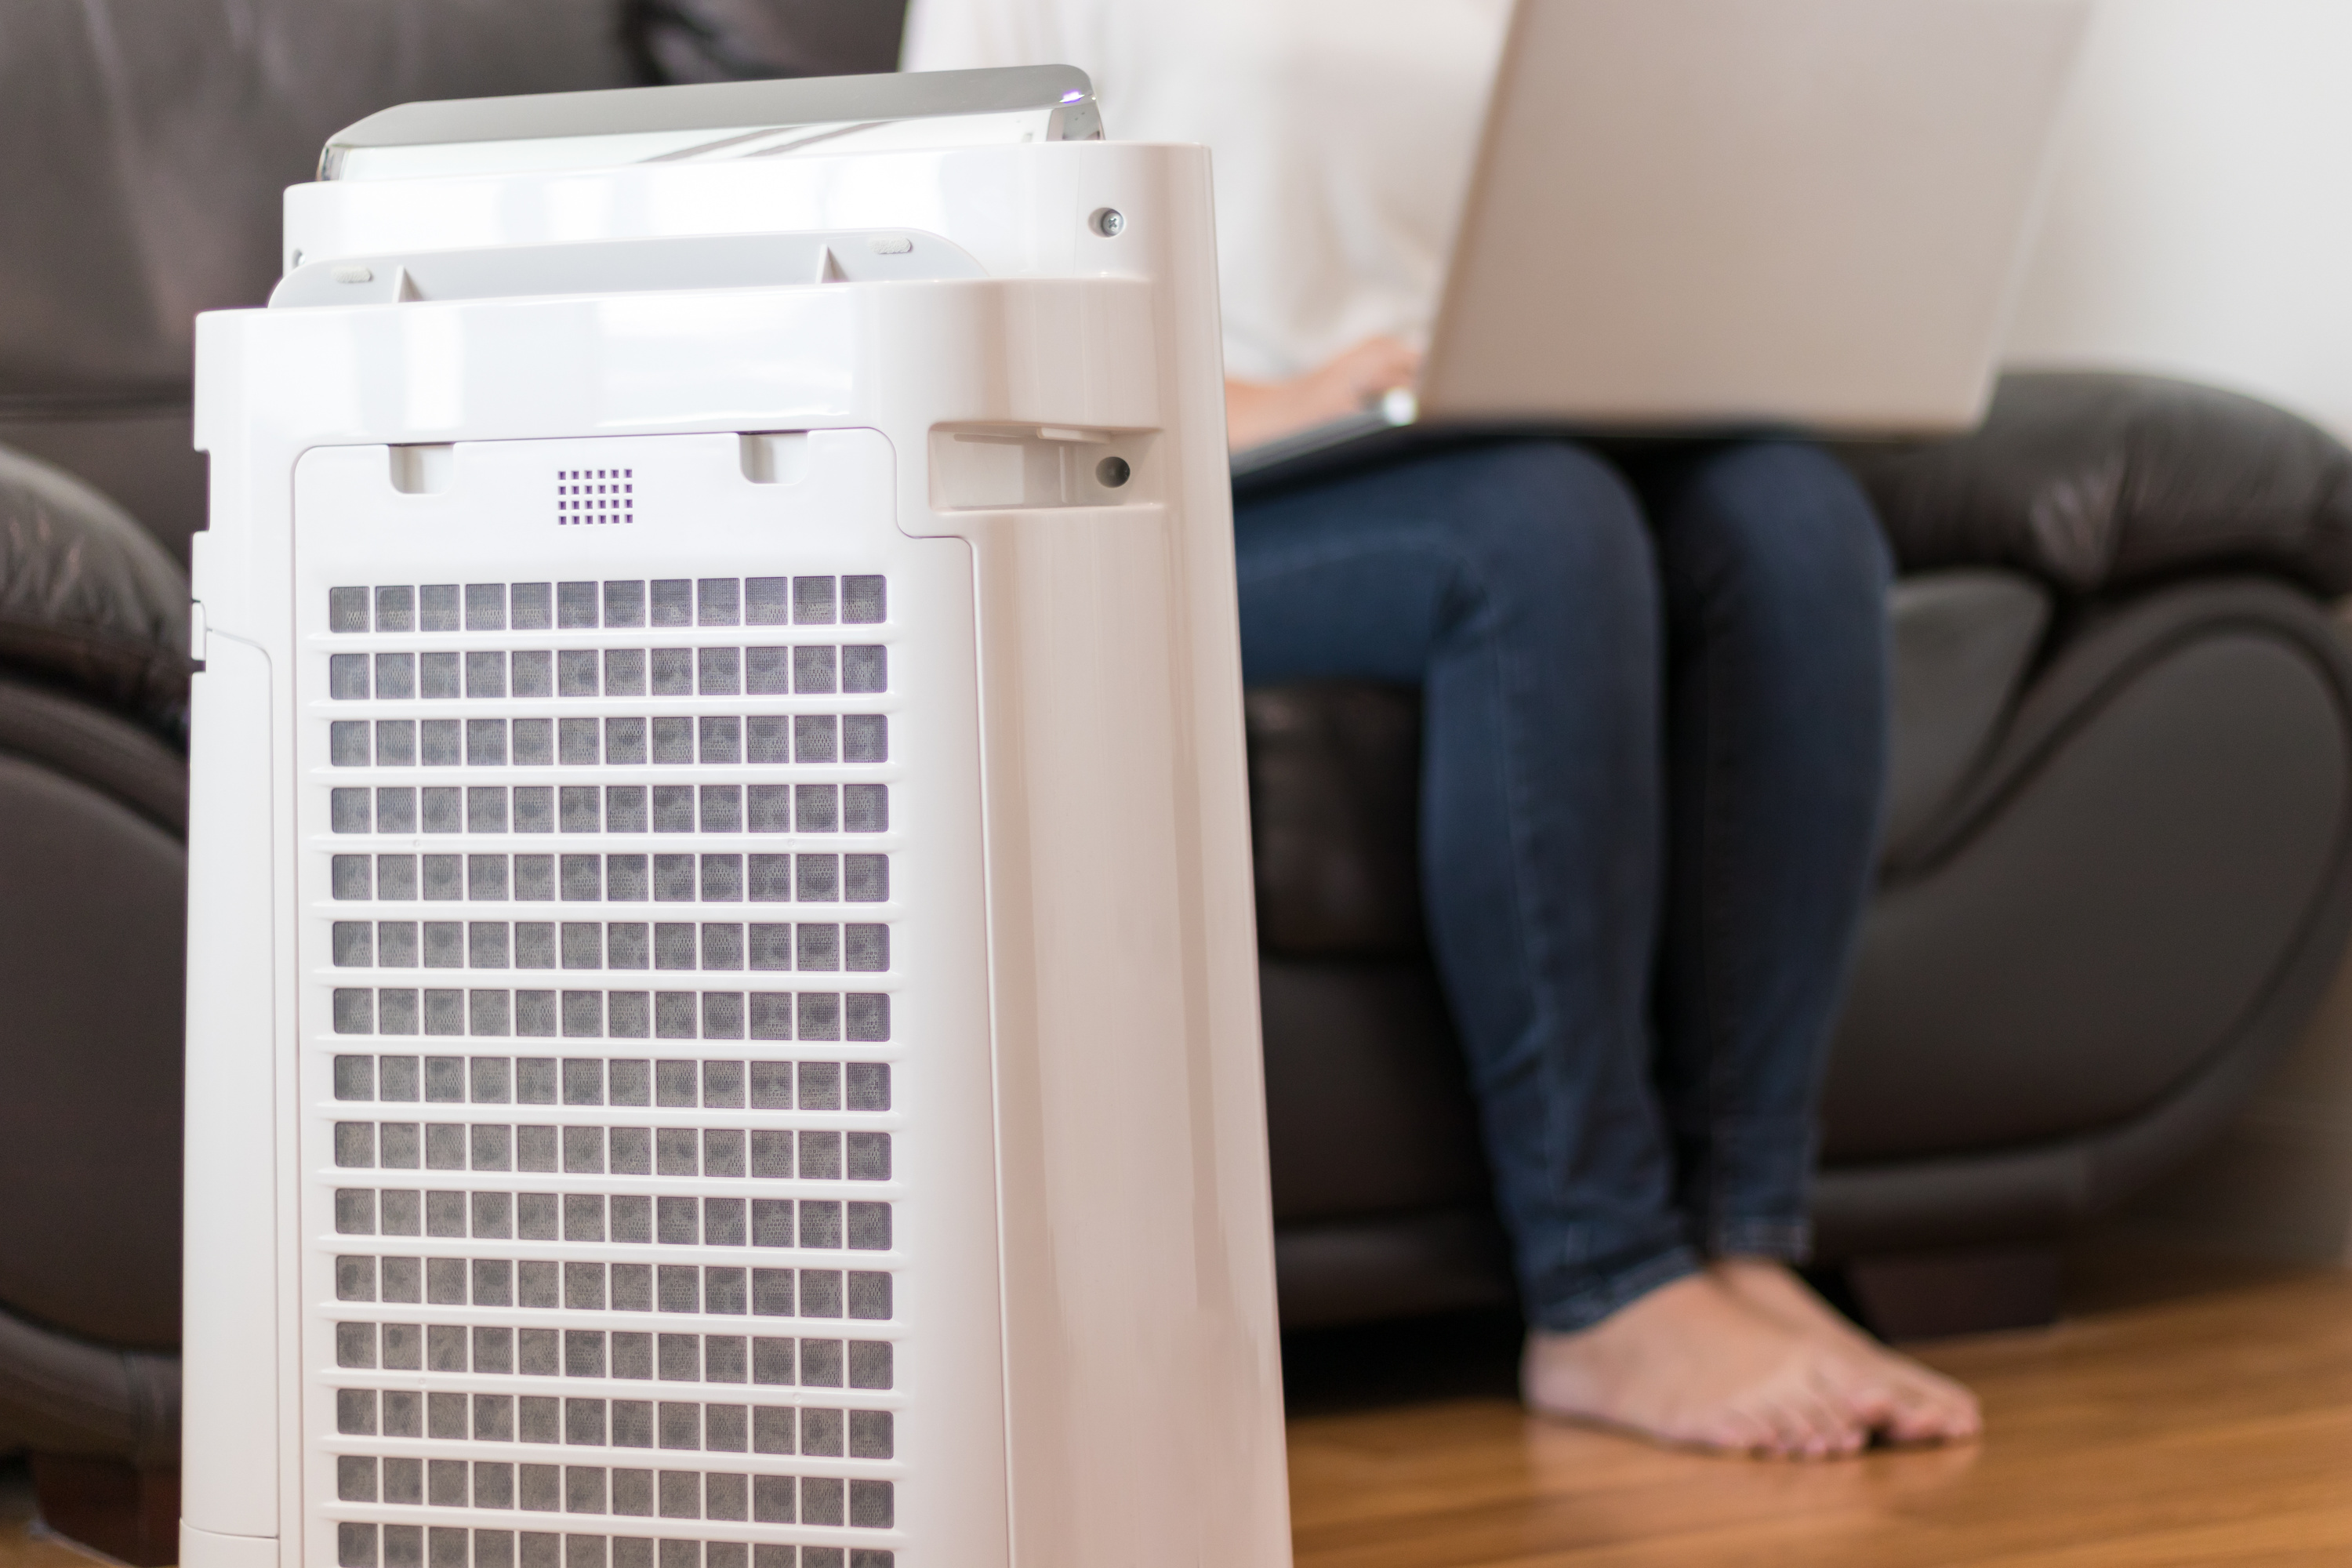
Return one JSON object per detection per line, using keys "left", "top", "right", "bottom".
{"left": 185, "top": 138, "right": 1287, "bottom": 1568}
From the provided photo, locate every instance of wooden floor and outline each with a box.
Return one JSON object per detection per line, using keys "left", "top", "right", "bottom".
{"left": 9, "top": 1261, "right": 2352, "bottom": 1568}
{"left": 1289, "top": 1265, "right": 2352, "bottom": 1567}
{"left": 0, "top": 1468, "right": 96, "bottom": 1568}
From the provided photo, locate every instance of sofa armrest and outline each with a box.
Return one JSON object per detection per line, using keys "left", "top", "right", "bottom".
{"left": 0, "top": 444, "right": 190, "bottom": 739}
{"left": 1842, "top": 372, "right": 2352, "bottom": 601}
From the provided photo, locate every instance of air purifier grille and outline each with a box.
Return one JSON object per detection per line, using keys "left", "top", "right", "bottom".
{"left": 305, "top": 554, "right": 903, "bottom": 1568}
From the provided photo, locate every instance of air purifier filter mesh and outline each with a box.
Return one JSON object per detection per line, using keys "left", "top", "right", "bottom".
{"left": 297, "top": 438, "right": 913, "bottom": 1568}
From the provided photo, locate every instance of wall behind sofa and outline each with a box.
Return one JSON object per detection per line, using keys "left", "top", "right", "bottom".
{"left": 2003, "top": 0, "right": 2352, "bottom": 443}
{"left": 2002, "top": 0, "right": 2352, "bottom": 1262}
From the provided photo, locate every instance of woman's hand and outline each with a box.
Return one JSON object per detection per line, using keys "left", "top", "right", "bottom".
{"left": 1226, "top": 336, "right": 1421, "bottom": 449}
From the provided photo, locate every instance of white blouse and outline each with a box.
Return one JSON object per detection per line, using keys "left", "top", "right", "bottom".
{"left": 902, "top": 0, "right": 1511, "bottom": 382}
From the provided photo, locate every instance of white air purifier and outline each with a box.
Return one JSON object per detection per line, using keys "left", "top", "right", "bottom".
{"left": 182, "top": 67, "right": 1288, "bottom": 1568}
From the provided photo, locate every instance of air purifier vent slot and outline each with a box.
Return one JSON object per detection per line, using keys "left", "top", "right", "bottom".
{"left": 330, "top": 579, "right": 885, "bottom": 633}
{"left": 559, "top": 472, "right": 636, "bottom": 527}
{"left": 335, "top": 1519, "right": 895, "bottom": 1568}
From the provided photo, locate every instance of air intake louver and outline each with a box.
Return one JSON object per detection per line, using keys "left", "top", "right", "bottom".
{"left": 310, "top": 572, "right": 901, "bottom": 1568}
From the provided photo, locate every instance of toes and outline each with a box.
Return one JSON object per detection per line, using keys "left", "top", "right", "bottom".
{"left": 1819, "top": 1347, "right": 1981, "bottom": 1446}
{"left": 1784, "top": 1385, "right": 1867, "bottom": 1459}
{"left": 1878, "top": 1373, "right": 1983, "bottom": 1444}
{"left": 1883, "top": 1361, "right": 1982, "bottom": 1439}
{"left": 1739, "top": 1383, "right": 1862, "bottom": 1461}
{"left": 1813, "top": 1360, "right": 1902, "bottom": 1428}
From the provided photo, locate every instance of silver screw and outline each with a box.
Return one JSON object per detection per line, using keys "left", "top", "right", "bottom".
{"left": 1091, "top": 207, "right": 1127, "bottom": 238}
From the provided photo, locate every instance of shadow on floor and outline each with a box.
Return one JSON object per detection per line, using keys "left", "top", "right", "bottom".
{"left": 1276, "top": 1237, "right": 2306, "bottom": 1421}
{"left": 1281, "top": 1306, "right": 1527, "bottom": 1418}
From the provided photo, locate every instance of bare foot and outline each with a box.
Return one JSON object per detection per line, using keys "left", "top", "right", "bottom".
{"left": 1523, "top": 1271, "right": 1871, "bottom": 1459}
{"left": 1711, "top": 1258, "right": 1983, "bottom": 1446}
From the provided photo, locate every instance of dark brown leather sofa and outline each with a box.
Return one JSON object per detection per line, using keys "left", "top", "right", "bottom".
{"left": 5, "top": 2, "right": 2352, "bottom": 1559}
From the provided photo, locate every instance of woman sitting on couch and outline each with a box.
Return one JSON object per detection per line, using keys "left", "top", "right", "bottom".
{"left": 906, "top": 0, "right": 1980, "bottom": 1457}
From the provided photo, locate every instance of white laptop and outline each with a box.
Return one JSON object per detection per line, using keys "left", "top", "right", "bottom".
{"left": 1233, "top": 0, "right": 2092, "bottom": 479}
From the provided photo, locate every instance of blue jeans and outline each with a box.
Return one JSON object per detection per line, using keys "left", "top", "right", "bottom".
{"left": 1235, "top": 439, "right": 1891, "bottom": 1331}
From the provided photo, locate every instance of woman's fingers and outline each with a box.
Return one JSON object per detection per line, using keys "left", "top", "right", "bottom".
{"left": 1226, "top": 336, "right": 1426, "bottom": 448}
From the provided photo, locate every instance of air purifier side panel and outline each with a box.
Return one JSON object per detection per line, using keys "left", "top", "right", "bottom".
{"left": 958, "top": 513, "right": 1287, "bottom": 1568}
{"left": 897, "top": 148, "right": 1290, "bottom": 1568}
{"left": 184, "top": 630, "right": 288, "bottom": 1544}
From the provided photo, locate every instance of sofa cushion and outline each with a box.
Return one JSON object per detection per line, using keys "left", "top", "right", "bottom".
{"left": 629, "top": 0, "right": 911, "bottom": 82}
{"left": 1846, "top": 371, "right": 2352, "bottom": 599}
{"left": 0, "top": 445, "right": 191, "bottom": 735}
{"left": 0, "top": 0, "right": 637, "bottom": 413}
{"left": 1247, "top": 683, "right": 1423, "bottom": 956}
{"left": 1882, "top": 568, "right": 2050, "bottom": 858}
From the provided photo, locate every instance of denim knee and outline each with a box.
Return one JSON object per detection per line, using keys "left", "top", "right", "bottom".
{"left": 1656, "top": 441, "right": 1892, "bottom": 613}
{"left": 1416, "top": 440, "right": 1655, "bottom": 624}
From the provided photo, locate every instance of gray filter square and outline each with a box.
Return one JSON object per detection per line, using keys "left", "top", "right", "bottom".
{"left": 650, "top": 648, "right": 694, "bottom": 696}
{"left": 512, "top": 582, "right": 554, "bottom": 630}
{"left": 465, "top": 583, "right": 506, "bottom": 631}
{"left": 376, "top": 720, "right": 416, "bottom": 766}
{"left": 376, "top": 652, "right": 416, "bottom": 699}
{"left": 745, "top": 714, "right": 789, "bottom": 764}
{"left": 557, "top": 581, "right": 599, "bottom": 628}
{"left": 379, "top": 788, "right": 417, "bottom": 833}
{"left": 650, "top": 579, "right": 692, "bottom": 626}
{"left": 514, "top": 650, "right": 556, "bottom": 697}
{"left": 793, "top": 714, "right": 837, "bottom": 764}
{"left": 842, "top": 714, "right": 887, "bottom": 763}
{"left": 330, "top": 653, "right": 370, "bottom": 699}
{"left": 422, "top": 855, "right": 463, "bottom": 900}
{"left": 374, "top": 586, "right": 415, "bottom": 633}
{"left": 745, "top": 576, "right": 790, "bottom": 624}
{"left": 561, "top": 717, "right": 601, "bottom": 764}
{"left": 419, "top": 652, "right": 461, "bottom": 699}
{"left": 421, "top": 788, "right": 463, "bottom": 833}
{"left": 793, "top": 576, "right": 836, "bottom": 625}
{"left": 841, "top": 575, "right": 885, "bottom": 623}
{"left": 332, "top": 789, "right": 372, "bottom": 834}
{"left": 419, "top": 719, "right": 461, "bottom": 767}
{"left": 604, "top": 581, "right": 645, "bottom": 629}
{"left": 698, "top": 577, "right": 740, "bottom": 626}
{"left": 467, "top": 650, "right": 508, "bottom": 698}
{"left": 419, "top": 584, "right": 460, "bottom": 632}
{"left": 514, "top": 716, "right": 554, "bottom": 763}
{"left": 559, "top": 649, "right": 601, "bottom": 697}
{"left": 840, "top": 644, "right": 885, "bottom": 693}
{"left": 604, "top": 648, "right": 647, "bottom": 696}
{"left": 698, "top": 717, "right": 742, "bottom": 764}
{"left": 745, "top": 646, "right": 789, "bottom": 695}
{"left": 509, "top": 784, "right": 556, "bottom": 838}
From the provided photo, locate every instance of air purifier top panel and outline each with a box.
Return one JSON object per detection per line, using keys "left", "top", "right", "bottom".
{"left": 321, "top": 67, "right": 1102, "bottom": 183}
